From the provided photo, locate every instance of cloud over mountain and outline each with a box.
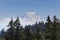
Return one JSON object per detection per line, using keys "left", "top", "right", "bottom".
{"left": 0, "top": 12, "right": 45, "bottom": 31}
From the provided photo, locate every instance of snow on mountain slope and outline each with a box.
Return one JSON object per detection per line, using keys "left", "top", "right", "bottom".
{"left": 0, "top": 12, "right": 46, "bottom": 31}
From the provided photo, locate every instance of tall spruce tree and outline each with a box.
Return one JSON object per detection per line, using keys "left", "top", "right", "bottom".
{"left": 45, "top": 15, "right": 52, "bottom": 40}
{"left": 14, "top": 17, "right": 23, "bottom": 40}
{"left": 51, "top": 16, "right": 58, "bottom": 40}
{"left": 4, "top": 17, "right": 15, "bottom": 40}
{"left": 46, "top": 15, "right": 59, "bottom": 40}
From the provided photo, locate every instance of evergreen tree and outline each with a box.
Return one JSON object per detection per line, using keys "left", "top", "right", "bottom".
{"left": 0, "top": 28, "right": 4, "bottom": 37}
{"left": 51, "top": 16, "right": 58, "bottom": 40}
{"left": 24, "top": 26, "right": 34, "bottom": 40}
{"left": 14, "top": 17, "right": 23, "bottom": 40}
{"left": 38, "top": 22, "right": 45, "bottom": 40}
{"left": 45, "top": 15, "right": 59, "bottom": 40}
{"left": 45, "top": 15, "right": 52, "bottom": 40}
{"left": 4, "top": 15, "right": 60, "bottom": 40}
{"left": 4, "top": 17, "right": 15, "bottom": 40}
{"left": 35, "top": 23, "right": 42, "bottom": 40}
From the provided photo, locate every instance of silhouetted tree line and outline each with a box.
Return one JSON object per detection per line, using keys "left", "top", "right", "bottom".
{"left": 3, "top": 15, "right": 60, "bottom": 40}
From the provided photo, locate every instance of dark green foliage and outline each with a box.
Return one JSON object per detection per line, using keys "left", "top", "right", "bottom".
{"left": 14, "top": 17, "right": 23, "bottom": 40}
{"left": 45, "top": 15, "right": 52, "bottom": 39}
{"left": 45, "top": 15, "right": 60, "bottom": 40}
{"left": 35, "top": 23, "right": 41, "bottom": 40}
{"left": 4, "top": 16, "right": 60, "bottom": 40}
{"left": 4, "top": 17, "right": 15, "bottom": 40}
{"left": 51, "top": 16, "right": 58, "bottom": 40}
{"left": 24, "top": 26, "right": 34, "bottom": 40}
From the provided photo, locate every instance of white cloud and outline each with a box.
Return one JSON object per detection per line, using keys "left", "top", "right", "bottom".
{"left": 0, "top": 12, "right": 45, "bottom": 31}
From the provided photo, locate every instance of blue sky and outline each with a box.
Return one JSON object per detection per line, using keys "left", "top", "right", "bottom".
{"left": 0, "top": 0, "right": 60, "bottom": 19}
{"left": 0, "top": 0, "right": 60, "bottom": 31}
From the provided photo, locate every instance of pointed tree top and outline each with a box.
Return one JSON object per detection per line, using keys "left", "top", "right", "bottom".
{"left": 16, "top": 16, "right": 20, "bottom": 22}
{"left": 10, "top": 17, "right": 13, "bottom": 22}
{"left": 17, "top": 16, "right": 19, "bottom": 19}
{"left": 36, "top": 22, "right": 37, "bottom": 24}
{"left": 54, "top": 15, "right": 56, "bottom": 18}
{"left": 14, "top": 16, "right": 20, "bottom": 26}
{"left": 53, "top": 15, "right": 58, "bottom": 22}
{"left": 47, "top": 15, "right": 51, "bottom": 23}
{"left": 47, "top": 15, "right": 50, "bottom": 18}
{"left": 48, "top": 15, "right": 50, "bottom": 16}
{"left": 8, "top": 17, "right": 14, "bottom": 27}
{"left": 35, "top": 22, "right": 38, "bottom": 26}
{"left": 16, "top": 16, "right": 20, "bottom": 21}
{"left": 11, "top": 17, "right": 13, "bottom": 21}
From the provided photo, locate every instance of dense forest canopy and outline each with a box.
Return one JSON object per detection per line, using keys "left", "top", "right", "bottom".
{"left": 0, "top": 15, "right": 60, "bottom": 40}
